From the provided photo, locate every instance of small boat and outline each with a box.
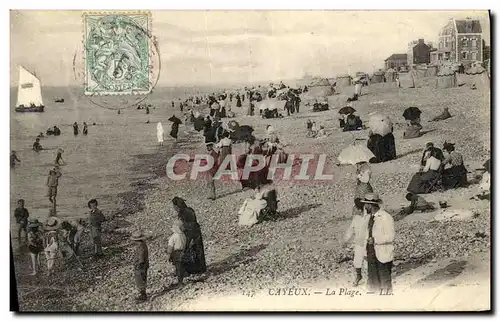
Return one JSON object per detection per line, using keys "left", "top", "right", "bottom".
{"left": 15, "top": 66, "right": 45, "bottom": 113}
{"left": 54, "top": 98, "right": 64, "bottom": 103}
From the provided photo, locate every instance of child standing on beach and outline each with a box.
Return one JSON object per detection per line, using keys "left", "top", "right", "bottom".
{"left": 131, "top": 230, "right": 149, "bottom": 303}
{"left": 166, "top": 220, "right": 187, "bottom": 288}
{"left": 343, "top": 198, "right": 370, "bottom": 287}
{"left": 88, "top": 199, "right": 105, "bottom": 257}
{"left": 46, "top": 167, "right": 62, "bottom": 207}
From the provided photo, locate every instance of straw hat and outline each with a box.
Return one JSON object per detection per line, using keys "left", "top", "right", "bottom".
{"left": 130, "top": 230, "right": 146, "bottom": 241}
{"left": 360, "top": 193, "right": 383, "bottom": 205}
{"left": 44, "top": 217, "right": 62, "bottom": 231}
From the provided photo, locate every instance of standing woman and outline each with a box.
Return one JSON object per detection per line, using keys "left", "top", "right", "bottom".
{"left": 236, "top": 94, "right": 242, "bottom": 107}
{"left": 168, "top": 115, "right": 182, "bottom": 141}
{"left": 171, "top": 197, "right": 207, "bottom": 275}
{"left": 27, "top": 218, "right": 44, "bottom": 275}
{"left": 83, "top": 122, "right": 88, "bottom": 135}
{"left": 73, "top": 122, "right": 79, "bottom": 136}
{"left": 156, "top": 122, "right": 164, "bottom": 146}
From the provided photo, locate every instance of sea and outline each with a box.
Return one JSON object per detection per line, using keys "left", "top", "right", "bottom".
{"left": 9, "top": 86, "right": 213, "bottom": 233}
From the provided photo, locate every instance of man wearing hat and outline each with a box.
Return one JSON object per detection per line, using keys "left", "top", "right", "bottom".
{"left": 14, "top": 199, "right": 29, "bottom": 242}
{"left": 131, "top": 230, "right": 149, "bottom": 303}
{"left": 88, "top": 199, "right": 105, "bottom": 257}
{"left": 361, "top": 193, "right": 395, "bottom": 294}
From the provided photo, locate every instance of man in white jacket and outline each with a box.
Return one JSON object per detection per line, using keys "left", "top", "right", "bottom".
{"left": 361, "top": 193, "right": 395, "bottom": 294}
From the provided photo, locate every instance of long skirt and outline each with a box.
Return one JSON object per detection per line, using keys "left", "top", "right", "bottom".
{"left": 236, "top": 98, "right": 242, "bottom": 107}
{"left": 170, "top": 123, "right": 179, "bottom": 139}
{"left": 367, "top": 133, "right": 396, "bottom": 163}
{"left": 183, "top": 222, "right": 207, "bottom": 275}
{"left": 442, "top": 165, "right": 468, "bottom": 189}
{"left": 407, "top": 170, "right": 440, "bottom": 194}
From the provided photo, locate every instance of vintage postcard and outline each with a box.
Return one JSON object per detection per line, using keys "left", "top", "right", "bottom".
{"left": 10, "top": 10, "right": 491, "bottom": 312}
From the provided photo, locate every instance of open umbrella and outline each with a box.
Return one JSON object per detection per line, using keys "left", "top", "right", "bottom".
{"left": 338, "top": 106, "right": 356, "bottom": 115}
{"left": 168, "top": 115, "right": 182, "bottom": 124}
{"left": 338, "top": 143, "right": 375, "bottom": 165}
{"left": 403, "top": 107, "right": 422, "bottom": 121}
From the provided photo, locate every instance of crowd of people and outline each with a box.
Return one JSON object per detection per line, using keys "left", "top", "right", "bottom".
{"left": 12, "top": 76, "right": 491, "bottom": 306}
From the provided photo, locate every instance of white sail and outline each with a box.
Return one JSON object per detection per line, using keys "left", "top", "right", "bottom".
{"left": 16, "top": 66, "right": 44, "bottom": 107}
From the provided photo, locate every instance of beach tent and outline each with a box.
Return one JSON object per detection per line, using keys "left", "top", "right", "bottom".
{"left": 371, "top": 71, "right": 385, "bottom": 83}
{"left": 436, "top": 66, "right": 457, "bottom": 89}
{"left": 411, "top": 67, "right": 428, "bottom": 88}
{"left": 385, "top": 68, "right": 396, "bottom": 82}
{"left": 336, "top": 74, "right": 352, "bottom": 87}
{"left": 465, "top": 65, "right": 490, "bottom": 90}
{"left": 398, "top": 72, "right": 415, "bottom": 88}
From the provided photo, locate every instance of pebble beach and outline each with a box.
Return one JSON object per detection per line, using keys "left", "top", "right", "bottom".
{"left": 11, "top": 82, "right": 490, "bottom": 311}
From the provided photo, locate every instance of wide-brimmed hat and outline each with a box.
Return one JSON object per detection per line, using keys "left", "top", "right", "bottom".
{"left": 44, "top": 217, "right": 61, "bottom": 231}
{"left": 130, "top": 230, "right": 146, "bottom": 241}
{"left": 88, "top": 199, "right": 98, "bottom": 209}
{"left": 360, "top": 193, "right": 383, "bottom": 205}
{"left": 27, "top": 218, "right": 42, "bottom": 229}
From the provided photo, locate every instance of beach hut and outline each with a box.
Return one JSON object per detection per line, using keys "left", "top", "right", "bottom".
{"left": 398, "top": 72, "right": 415, "bottom": 88}
{"left": 336, "top": 74, "right": 352, "bottom": 87}
{"left": 465, "top": 65, "right": 490, "bottom": 90}
{"left": 371, "top": 71, "right": 385, "bottom": 83}
{"left": 436, "top": 66, "right": 457, "bottom": 89}
{"left": 385, "top": 68, "right": 396, "bottom": 82}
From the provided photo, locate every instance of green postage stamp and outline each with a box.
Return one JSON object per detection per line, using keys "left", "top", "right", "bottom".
{"left": 83, "top": 12, "right": 153, "bottom": 95}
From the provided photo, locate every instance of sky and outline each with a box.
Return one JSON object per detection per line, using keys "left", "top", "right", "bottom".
{"left": 10, "top": 10, "right": 490, "bottom": 87}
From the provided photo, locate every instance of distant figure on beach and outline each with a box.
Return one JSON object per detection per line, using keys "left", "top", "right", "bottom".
{"left": 169, "top": 115, "right": 182, "bottom": 140}
{"left": 37, "top": 132, "right": 44, "bottom": 138}
{"left": 83, "top": 122, "right": 88, "bottom": 135}
{"left": 118, "top": 110, "right": 121, "bottom": 115}
{"left": 14, "top": 199, "right": 29, "bottom": 241}
{"left": 88, "top": 199, "right": 105, "bottom": 257}
{"left": 32, "top": 138, "right": 43, "bottom": 152}
{"left": 431, "top": 108, "right": 452, "bottom": 122}
{"left": 145, "top": 106, "right": 150, "bottom": 114}
{"left": 46, "top": 167, "right": 62, "bottom": 207}
{"left": 157, "top": 122, "right": 164, "bottom": 146}
{"left": 73, "top": 122, "right": 79, "bottom": 136}
{"left": 55, "top": 148, "right": 65, "bottom": 165}
{"left": 11, "top": 151, "right": 21, "bottom": 168}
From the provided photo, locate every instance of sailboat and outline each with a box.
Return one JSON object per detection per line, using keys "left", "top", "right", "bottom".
{"left": 15, "top": 66, "right": 45, "bottom": 112}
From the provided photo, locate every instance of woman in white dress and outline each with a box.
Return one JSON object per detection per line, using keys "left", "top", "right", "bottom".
{"left": 157, "top": 122, "right": 164, "bottom": 146}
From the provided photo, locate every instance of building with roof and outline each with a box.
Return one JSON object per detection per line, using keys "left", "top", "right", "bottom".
{"left": 384, "top": 54, "right": 408, "bottom": 71}
{"left": 436, "top": 17, "right": 483, "bottom": 67}
{"left": 407, "top": 39, "right": 432, "bottom": 66}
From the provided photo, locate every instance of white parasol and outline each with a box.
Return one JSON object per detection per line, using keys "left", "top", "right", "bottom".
{"left": 337, "top": 143, "right": 375, "bottom": 165}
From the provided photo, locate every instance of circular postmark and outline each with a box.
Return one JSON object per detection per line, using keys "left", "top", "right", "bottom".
{"left": 73, "top": 12, "right": 161, "bottom": 110}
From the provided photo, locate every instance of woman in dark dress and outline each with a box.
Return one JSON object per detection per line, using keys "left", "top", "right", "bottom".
{"left": 171, "top": 197, "right": 207, "bottom": 275}
{"left": 169, "top": 115, "right": 182, "bottom": 140}
{"left": 441, "top": 142, "right": 468, "bottom": 189}
{"left": 407, "top": 147, "right": 443, "bottom": 194}
{"left": 236, "top": 94, "right": 242, "bottom": 107}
